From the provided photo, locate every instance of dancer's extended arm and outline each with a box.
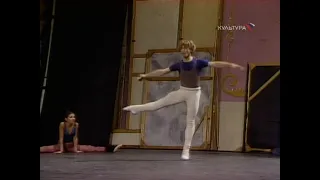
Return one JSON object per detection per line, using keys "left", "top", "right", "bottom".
{"left": 208, "top": 61, "right": 244, "bottom": 70}
{"left": 58, "top": 122, "right": 65, "bottom": 152}
{"left": 145, "top": 68, "right": 171, "bottom": 77}
{"left": 73, "top": 123, "right": 81, "bottom": 152}
{"left": 138, "top": 68, "right": 171, "bottom": 80}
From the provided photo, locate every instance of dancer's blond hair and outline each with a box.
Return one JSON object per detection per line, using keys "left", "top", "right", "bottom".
{"left": 179, "top": 40, "right": 196, "bottom": 52}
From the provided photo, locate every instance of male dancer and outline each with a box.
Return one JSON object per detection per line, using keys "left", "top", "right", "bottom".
{"left": 123, "top": 40, "right": 244, "bottom": 160}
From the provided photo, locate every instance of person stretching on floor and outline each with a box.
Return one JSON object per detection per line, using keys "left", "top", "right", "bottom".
{"left": 40, "top": 111, "right": 122, "bottom": 153}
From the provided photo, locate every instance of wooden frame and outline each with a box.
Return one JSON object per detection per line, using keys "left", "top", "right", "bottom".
{"left": 113, "top": 129, "right": 141, "bottom": 133}
{"left": 176, "top": 0, "right": 184, "bottom": 46}
{"left": 123, "top": 0, "right": 138, "bottom": 129}
{"left": 210, "top": 0, "right": 224, "bottom": 151}
{"left": 112, "top": 5, "right": 130, "bottom": 130}
{"left": 139, "top": 48, "right": 215, "bottom": 150}
{"left": 112, "top": 0, "right": 135, "bottom": 131}
{"left": 243, "top": 63, "right": 280, "bottom": 152}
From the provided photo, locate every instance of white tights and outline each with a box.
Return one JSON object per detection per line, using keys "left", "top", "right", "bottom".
{"left": 124, "top": 86, "right": 201, "bottom": 151}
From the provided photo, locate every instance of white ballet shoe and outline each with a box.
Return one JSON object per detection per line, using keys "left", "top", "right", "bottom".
{"left": 123, "top": 106, "right": 137, "bottom": 114}
{"left": 181, "top": 150, "right": 190, "bottom": 160}
{"left": 113, "top": 144, "right": 123, "bottom": 152}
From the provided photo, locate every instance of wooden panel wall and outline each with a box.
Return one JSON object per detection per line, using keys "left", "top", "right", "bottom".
{"left": 112, "top": 0, "right": 223, "bottom": 148}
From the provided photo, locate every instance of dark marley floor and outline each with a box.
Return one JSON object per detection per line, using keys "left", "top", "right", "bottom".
{"left": 40, "top": 149, "right": 280, "bottom": 180}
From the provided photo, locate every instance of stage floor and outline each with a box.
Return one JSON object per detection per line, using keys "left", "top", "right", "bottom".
{"left": 40, "top": 149, "right": 280, "bottom": 180}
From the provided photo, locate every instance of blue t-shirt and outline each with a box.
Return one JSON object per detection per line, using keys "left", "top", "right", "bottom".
{"left": 169, "top": 59, "right": 209, "bottom": 73}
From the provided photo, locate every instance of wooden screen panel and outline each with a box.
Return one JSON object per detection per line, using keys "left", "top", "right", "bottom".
{"left": 182, "top": 0, "right": 221, "bottom": 47}
{"left": 132, "top": 58, "right": 146, "bottom": 73}
{"left": 244, "top": 63, "right": 280, "bottom": 152}
{"left": 134, "top": 0, "right": 180, "bottom": 54}
{"left": 128, "top": 77, "right": 144, "bottom": 129}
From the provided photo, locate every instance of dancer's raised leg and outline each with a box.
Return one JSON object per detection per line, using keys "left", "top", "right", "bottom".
{"left": 123, "top": 89, "right": 186, "bottom": 114}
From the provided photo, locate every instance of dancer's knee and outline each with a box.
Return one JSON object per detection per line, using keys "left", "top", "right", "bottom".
{"left": 151, "top": 91, "right": 183, "bottom": 110}
{"left": 186, "top": 115, "right": 196, "bottom": 125}
{"left": 186, "top": 121, "right": 195, "bottom": 129}
{"left": 78, "top": 145, "right": 90, "bottom": 152}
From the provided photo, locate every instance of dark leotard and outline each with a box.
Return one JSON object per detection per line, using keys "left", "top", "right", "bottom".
{"left": 63, "top": 124, "right": 76, "bottom": 143}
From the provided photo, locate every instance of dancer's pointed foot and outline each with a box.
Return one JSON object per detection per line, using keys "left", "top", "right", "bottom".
{"left": 123, "top": 106, "right": 137, "bottom": 114}
{"left": 181, "top": 149, "right": 190, "bottom": 160}
{"left": 106, "top": 144, "right": 123, "bottom": 152}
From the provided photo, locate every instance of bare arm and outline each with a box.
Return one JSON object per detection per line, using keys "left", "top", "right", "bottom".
{"left": 145, "top": 68, "right": 171, "bottom": 77}
{"left": 73, "top": 123, "right": 80, "bottom": 152}
{"left": 138, "top": 68, "right": 171, "bottom": 80}
{"left": 58, "top": 122, "right": 65, "bottom": 152}
{"left": 208, "top": 61, "right": 244, "bottom": 70}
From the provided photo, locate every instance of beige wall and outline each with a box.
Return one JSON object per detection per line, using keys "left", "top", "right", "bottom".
{"left": 218, "top": 101, "right": 245, "bottom": 151}
{"left": 112, "top": 0, "right": 222, "bottom": 148}
{"left": 182, "top": 0, "right": 220, "bottom": 47}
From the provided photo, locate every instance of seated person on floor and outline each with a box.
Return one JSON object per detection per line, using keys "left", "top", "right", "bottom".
{"left": 40, "top": 111, "right": 122, "bottom": 153}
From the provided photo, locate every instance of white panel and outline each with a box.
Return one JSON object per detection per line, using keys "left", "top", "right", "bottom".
{"left": 134, "top": 0, "right": 180, "bottom": 54}
{"left": 129, "top": 114, "right": 141, "bottom": 130}
{"left": 130, "top": 77, "right": 144, "bottom": 104}
{"left": 111, "top": 133, "right": 140, "bottom": 145}
{"left": 129, "top": 77, "right": 144, "bottom": 129}
{"left": 182, "top": 0, "right": 220, "bottom": 47}
{"left": 130, "top": 77, "right": 143, "bottom": 104}
{"left": 218, "top": 101, "right": 245, "bottom": 151}
{"left": 133, "top": 58, "right": 146, "bottom": 73}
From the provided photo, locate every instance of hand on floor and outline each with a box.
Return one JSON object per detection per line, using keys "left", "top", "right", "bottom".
{"left": 54, "top": 150, "right": 63, "bottom": 154}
